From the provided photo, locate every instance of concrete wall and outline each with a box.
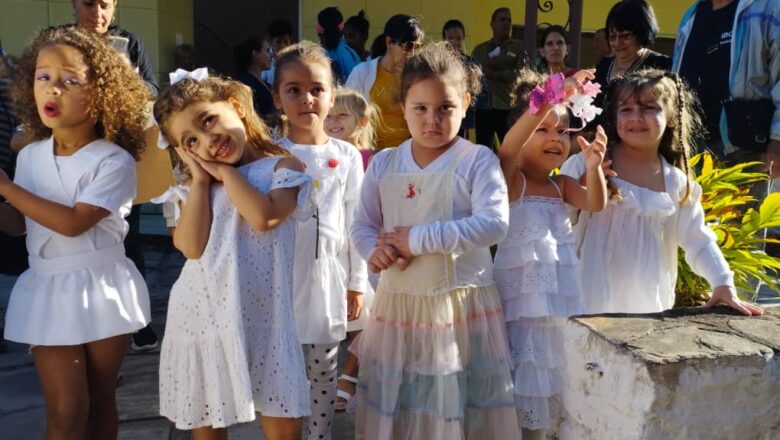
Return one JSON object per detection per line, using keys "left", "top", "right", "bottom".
{"left": 561, "top": 308, "right": 780, "bottom": 439}
{"left": 0, "top": 0, "right": 193, "bottom": 84}
{"left": 193, "top": 0, "right": 298, "bottom": 76}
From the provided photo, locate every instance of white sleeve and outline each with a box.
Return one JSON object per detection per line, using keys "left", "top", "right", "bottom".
{"left": 76, "top": 157, "right": 136, "bottom": 214}
{"left": 559, "top": 152, "right": 586, "bottom": 179}
{"left": 344, "top": 148, "right": 368, "bottom": 293}
{"left": 350, "top": 151, "right": 387, "bottom": 261}
{"left": 678, "top": 180, "right": 734, "bottom": 288}
{"left": 408, "top": 149, "right": 509, "bottom": 255}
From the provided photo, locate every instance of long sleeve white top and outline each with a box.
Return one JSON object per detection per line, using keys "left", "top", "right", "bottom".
{"left": 560, "top": 152, "right": 734, "bottom": 313}
{"left": 351, "top": 138, "right": 509, "bottom": 267}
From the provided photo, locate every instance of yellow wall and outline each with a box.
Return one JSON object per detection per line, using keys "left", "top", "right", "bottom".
{"left": 0, "top": 0, "right": 193, "bottom": 83}
{"left": 301, "top": 0, "right": 690, "bottom": 54}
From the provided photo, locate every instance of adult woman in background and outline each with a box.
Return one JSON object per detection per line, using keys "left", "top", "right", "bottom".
{"left": 538, "top": 25, "right": 577, "bottom": 77}
{"left": 346, "top": 14, "right": 424, "bottom": 150}
{"left": 234, "top": 36, "right": 278, "bottom": 126}
{"left": 318, "top": 6, "right": 361, "bottom": 84}
{"left": 594, "top": 0, "right": 670, "bottom": 94}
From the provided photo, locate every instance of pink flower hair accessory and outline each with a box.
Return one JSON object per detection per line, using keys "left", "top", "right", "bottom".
{"left": 529, "top": 73, "right": 566, "bottom": 115}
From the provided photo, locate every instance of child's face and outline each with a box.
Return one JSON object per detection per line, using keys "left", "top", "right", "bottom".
{"left": 166, "top": 99, "right": 250, "bottom": 165}
{"left": 273, "top": 60, "right": 334, "bottom": 133}
{"left": 324, "top": 109, "right": 359, "bottom": 142}
{"left": 34, "top": 44, "right": 95, "bottom": 132}
{"left": 616, "top": 88, "right": 668, "bottom": 152}
{"left": 522, "top": 108, "right": 571, "bottom": 172}
{"left": 402, "top": 76, "right": 468, "bottom": 150}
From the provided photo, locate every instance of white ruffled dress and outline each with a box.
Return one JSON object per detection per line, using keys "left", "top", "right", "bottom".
{"left": 493, "top": 177, "right": 584, "bottom": 430}
{"left": 560, "top": 153, "right": 734, "bottom": 314}
{"left": 155, "top": 157, "right": 313, "bottom": 429}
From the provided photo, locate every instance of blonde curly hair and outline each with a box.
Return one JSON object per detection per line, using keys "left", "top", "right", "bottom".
{"left": 11, "top": 25, "right": 151, "bottom": 159}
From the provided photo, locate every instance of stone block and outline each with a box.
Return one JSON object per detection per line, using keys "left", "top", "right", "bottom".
{"left": 561, "top": 307, "right": 780, "bottom": 440}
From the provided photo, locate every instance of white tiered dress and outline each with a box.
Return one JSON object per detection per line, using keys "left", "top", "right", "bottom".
{"left": 493, "top": 175, "right": 584, "bottom": 430}
{"left": 156, "top": 157, "right": 313, "bottom": 429}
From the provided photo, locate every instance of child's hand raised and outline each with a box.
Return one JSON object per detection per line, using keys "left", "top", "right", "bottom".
{"left": 577, "top": 125, "right": 608, "bottom": 170}
{"left": 563, "top": 69, "right": 596, "bottom": 98}
{"left": 175, "top": 147, "right": 211, "bottom": 185}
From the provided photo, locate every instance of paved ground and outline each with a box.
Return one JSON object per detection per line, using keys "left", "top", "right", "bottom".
{"left": 0, "top": 208, "right": 355, "bottom": 439}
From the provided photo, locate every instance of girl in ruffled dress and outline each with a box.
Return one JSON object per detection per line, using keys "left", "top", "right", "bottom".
{"left": 494, "top": 68, "right": 608, "bottom": 440}
{"left": 559, "top": 69, "right": 762, "bottom": 317}
{"left": 351, "top": 42, "right": 519, "bottom": 439}
{"left": 153, "top": 71, "right": 312, "bottom": 440}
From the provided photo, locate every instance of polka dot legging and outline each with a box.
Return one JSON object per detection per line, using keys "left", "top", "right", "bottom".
{"left": 303, "top": 342, "right": 339, "bottom": 440}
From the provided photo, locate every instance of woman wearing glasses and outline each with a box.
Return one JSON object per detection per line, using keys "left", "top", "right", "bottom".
{"left": 593, "top": 0, "right": 671, "bottom": 106}
{"left": 346, "top": 14, "right": 424, "bottom": 150}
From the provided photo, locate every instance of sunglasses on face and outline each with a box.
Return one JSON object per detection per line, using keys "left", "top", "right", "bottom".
{"left": 394, "top": 40, "right": 422, "bottom": 53}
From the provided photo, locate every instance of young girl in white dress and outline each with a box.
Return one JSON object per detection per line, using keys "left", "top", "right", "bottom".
{"left": 0, "top": 27, "right": 151, "bottom": 439}
{"left": 153, "top": 71, "right": 312, "bottom": 440}
{"left": 351, "top": 42, "right": 519, "bottom": 440}
{"left": 272, "top": 42, "right": 368, "bottom": 439}
{"left": 494, "top": 68, "right": 608, "bottom": 440}
{"left": 560, "top": 69, "right": 763, "bottom": 316}
{"left": 323, "top": 86, "right": 379, "bottom": 411}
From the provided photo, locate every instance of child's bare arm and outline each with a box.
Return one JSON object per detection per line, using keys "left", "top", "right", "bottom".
{"left": 172, "top": 148, "right": 212, "bottom": 259}
{"left": 219, "top": 157, "right": 303, "bottom": 231}
{"left": 561, "top": 126, "right": 608, "bottom": 212}
{"left": 0, "top": 174, "right": 109, "bottom": 237}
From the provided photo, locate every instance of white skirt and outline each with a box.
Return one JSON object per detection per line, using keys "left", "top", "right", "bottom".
{"left": 4, "top": 245, "right": 150, "bottom": 345}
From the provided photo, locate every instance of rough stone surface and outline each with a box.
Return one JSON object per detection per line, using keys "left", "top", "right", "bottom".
{"left": 562, "top": 306, "right": 780, "bottom": 440}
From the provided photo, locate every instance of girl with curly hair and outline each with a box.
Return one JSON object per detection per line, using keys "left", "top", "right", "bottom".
{"left": 0, "top": 26, "right": 152, "bottom": 439}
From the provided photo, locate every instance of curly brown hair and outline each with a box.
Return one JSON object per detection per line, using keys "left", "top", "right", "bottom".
{"left": 154, "top": 74, "right": 289, "bottom": 160}
{"left": 603, "top": 68, "right": 703, "bottom": 203}
{"left": 10, "top": 25, "right": 151, "bottom": 159}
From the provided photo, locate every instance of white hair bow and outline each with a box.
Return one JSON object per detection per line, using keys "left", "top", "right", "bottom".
{"left": 156, "top": 68, "right": 210, "bottom": 149}
{"left": 169, "top": 67, "right": 209, "bottom": 85}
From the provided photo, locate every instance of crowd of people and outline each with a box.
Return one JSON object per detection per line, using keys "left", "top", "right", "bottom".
{"left": 0, "top": 0, "right": 777, "bottom": 439}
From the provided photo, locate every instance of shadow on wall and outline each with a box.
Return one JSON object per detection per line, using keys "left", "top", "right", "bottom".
{"left": 194, "top": 0, "right": 298, "bottom": 76}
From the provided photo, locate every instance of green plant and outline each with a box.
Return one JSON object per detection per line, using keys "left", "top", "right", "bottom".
{"left": 675, "top": 152, "right": 780, "bottom": 307}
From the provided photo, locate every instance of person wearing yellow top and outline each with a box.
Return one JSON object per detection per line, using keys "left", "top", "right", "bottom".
{"left": 346, "top": 14, "right": 424, "bottom": 150}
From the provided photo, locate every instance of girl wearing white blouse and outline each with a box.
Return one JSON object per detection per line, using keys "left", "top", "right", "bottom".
{"left": 273, "top": 42, "right": 368, "bottom": 440}
{"left": 351, "top": 43, "right": 519, "bottom": 439}
{"left": 560, "top": 69, "right": 763, "bottom": 316}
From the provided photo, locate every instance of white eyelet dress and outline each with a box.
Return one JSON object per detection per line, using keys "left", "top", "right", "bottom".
{"left": 493, "top": 174, "right": 584, "bottom": 431}
{"left": 156, "top": 157, "right": 313, "bottom": 430}
{"left": 354, "top": 144, "right": 519, "bottom": 440}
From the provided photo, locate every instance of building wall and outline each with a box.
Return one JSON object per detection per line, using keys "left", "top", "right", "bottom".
{"left": 193, "top": 0, "right": 298, "bottom": 76}
{"left": 301, "top": 0, "right": 690, "bottom": 64}
{"left": 0, "top": 0, "right": 193, "bottom": 84}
